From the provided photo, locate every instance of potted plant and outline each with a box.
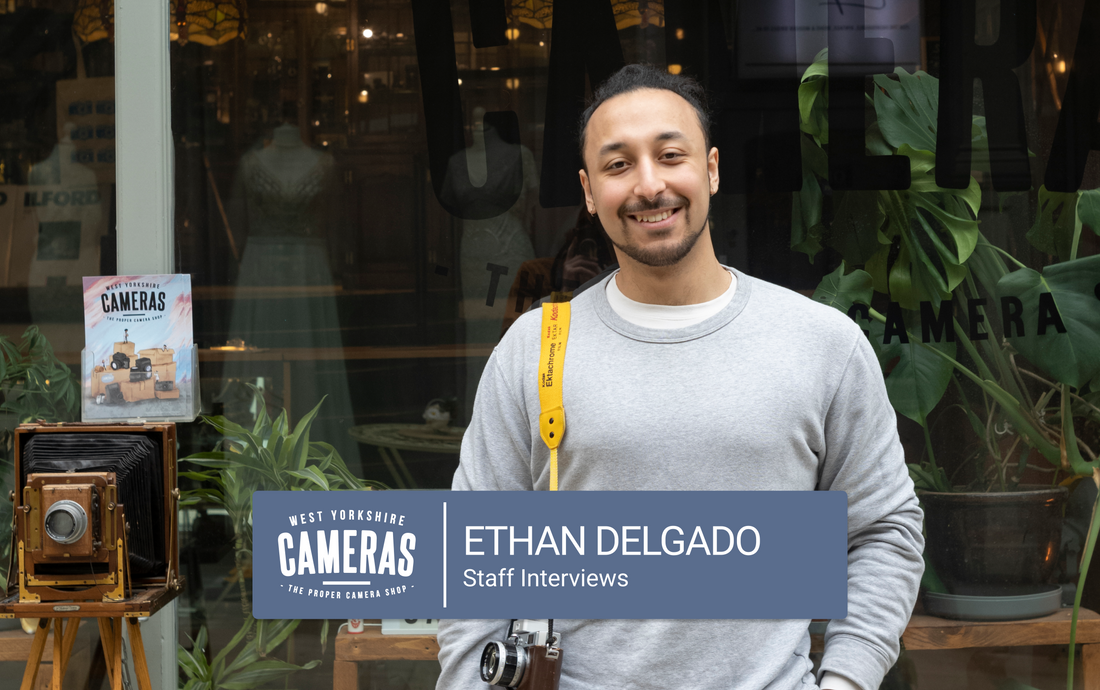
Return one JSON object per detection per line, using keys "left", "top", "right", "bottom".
{"left": 0, "top": 327, "right": 80, "bottom": 602}
{"left": 178, "top": 385, "right": 387, "bottom": 687}
{"left": 793, "top": 51, "right": 1100, "bottom": 690}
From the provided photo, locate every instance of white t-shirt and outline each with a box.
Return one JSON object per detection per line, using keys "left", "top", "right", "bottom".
{"left": 605, "top": 268, "right": 737, "bottom": 328}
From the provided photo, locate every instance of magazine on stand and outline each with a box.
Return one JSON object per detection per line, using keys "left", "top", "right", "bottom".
{"left": 81, "top": 274, "right": 198, "bottom": 422}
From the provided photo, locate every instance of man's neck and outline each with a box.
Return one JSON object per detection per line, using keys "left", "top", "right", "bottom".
{"left": 612, "top": 229, "right": 730, "bottom": 305}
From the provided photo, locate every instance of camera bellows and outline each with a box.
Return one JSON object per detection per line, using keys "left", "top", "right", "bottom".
{"left": 23, "top": 433, "right": 165, "bottom": 575}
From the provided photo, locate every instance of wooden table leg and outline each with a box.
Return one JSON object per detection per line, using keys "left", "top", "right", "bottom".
{"left": 51, "top": 620, "right": 63, "bottom": 690}
{"left": 111, "top": 618, "right": 123, "bottom": 690}
{"left": 333, "top": 660, "right": 359, "bottom": 690}
{"left": 19, "top": 619, "right": 50, "bottom": 690}
{"left": 1084, "top": 643, "right": 1100, "bottom": 690}
{"left": 377, "top": 447, "right": 408, "bottom": 489}
{"left": 58, "top": 617, "right": 80, "bottom": 681}
{"left": 98, "top": 618, "right": 116, "bottom": 690}
{"left": 126, "top": 617, "right": 154, "bottom": 690}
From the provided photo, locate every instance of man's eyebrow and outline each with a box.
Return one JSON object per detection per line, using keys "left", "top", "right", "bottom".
{"left": 597, "top": 131, "right": 687, "bottom": 158}
{"left": 598, "top": 141, "right": 626, "bottom": 157}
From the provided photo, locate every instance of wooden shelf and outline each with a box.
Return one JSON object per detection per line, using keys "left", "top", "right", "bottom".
{"left": 902, "top": 609, "right": 1100, "bottom": 650}
{"left": 335, "top": 624, "right": 439, "bottom": 662}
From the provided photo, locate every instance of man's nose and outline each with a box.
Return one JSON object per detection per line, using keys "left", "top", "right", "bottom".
{"left": 633, "top": 159, "right": 666, "bottom": 201}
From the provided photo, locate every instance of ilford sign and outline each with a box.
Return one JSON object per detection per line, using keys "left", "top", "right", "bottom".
{"left": 410, "top": 0, "right": 1100, "bottom": 218}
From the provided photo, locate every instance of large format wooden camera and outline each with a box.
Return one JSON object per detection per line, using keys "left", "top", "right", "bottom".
{"left": 5, "top": 422, "right": 180, "bottom": 604}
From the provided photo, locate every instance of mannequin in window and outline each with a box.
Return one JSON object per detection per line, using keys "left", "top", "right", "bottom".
{"left": 230, "top": 122, "right": 341, "bottom": 286}
{"left": 222, "top": 118, "right": 360, "bottom": 469}
{"left": 454, "top": 107, "right": 539, "bottom": 333}
{"left": 448, "top": 107, "right": 539, "bottom": 420}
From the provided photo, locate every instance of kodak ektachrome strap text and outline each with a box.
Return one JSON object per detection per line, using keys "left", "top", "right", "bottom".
{"left": 538, "top": 301, "right": 570, "bottom": 491}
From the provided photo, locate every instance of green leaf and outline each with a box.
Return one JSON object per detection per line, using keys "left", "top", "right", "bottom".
{"left": 872, "top": 180, "right": 980, "bottom": 309}
{"left": 867, "top": 315, "right": 956, "bottom": 426}
{"left": 211, "top": 618, "right": 254, "bottom": 676}
{"left": 812, "top": 264, "right": 874, "bottom": 314}
{"left": 828, "top": 190, "right": 886, "bottom": 266}
{"left": 258, "top": 618, "right": 301, "bottom": 656}
{"left": 873, "top": 69, "right": 940, "bottom": 154}
{"left": 1027, "top": 186, "right": 1079, "bottom": 261}
{"left": 177, "top": 645, "right": 205, "bottom": 681}
{"left": 225, "top": 660, "right": 320, "bottom": 685}
{"left": 791, "top": 170, "right": 824, "bottom": 260}
{"left": 286, "top": 466, "right": 331, "bottom": 491}
{"left": 1077, "top": 188, "right": 1100, "bottom": 238}
{"left": 996, "top": 254, "right": 1100, "bottom": 389}
{"left": 908, "top": 463, "right": 948, "bottom": 492}
{"left": 799, "top": 49, "right": 830, "bottom": 145}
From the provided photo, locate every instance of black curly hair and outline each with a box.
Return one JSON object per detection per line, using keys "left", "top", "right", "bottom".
{"left": 577, "top": 64, "right": 712, "bottom": 169}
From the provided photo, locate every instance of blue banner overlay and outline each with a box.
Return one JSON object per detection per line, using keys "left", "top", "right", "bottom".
{"left": 252, "top": 491, "right": 847, "bottom": 619}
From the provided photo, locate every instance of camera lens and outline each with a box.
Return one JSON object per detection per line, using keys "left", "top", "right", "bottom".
{"left": 480, "top": 641, "right": 527, "bottom": 687}
{"left": 44, "top": 500, "right": 88, "bottom": 544}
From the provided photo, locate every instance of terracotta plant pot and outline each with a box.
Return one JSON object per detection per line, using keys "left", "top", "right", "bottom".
{"left": 920, "top": 487, "right": 1068, "bottom": 596}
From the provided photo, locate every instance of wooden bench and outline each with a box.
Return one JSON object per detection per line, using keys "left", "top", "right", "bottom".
{"left": 333, "top": 610, "right": 1100, "bottom": 690}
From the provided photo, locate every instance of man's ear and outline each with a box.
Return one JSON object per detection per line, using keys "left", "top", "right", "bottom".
{"left": 579, "top": 168, "right": 596, "bottom": 215}
{"left": 708, "top": 147, "right": 720, "bottom": 195}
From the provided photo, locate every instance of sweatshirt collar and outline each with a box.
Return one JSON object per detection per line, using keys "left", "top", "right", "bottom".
{"left": 588, "top": 266, "right": 753, "bottom": 343}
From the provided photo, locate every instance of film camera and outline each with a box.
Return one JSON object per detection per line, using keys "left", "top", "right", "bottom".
{"left": 480, "top": 619, "right": 563, "bottom": 690}
{"left": 5, "top": 423, "right": 180, "bottom": 603}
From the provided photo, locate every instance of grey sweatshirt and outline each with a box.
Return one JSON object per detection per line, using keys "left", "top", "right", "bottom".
{"left": 437, "top": 269, "right": 924, "bottom": 690}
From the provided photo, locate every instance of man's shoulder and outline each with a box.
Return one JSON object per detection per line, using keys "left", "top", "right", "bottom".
{"left": 741, "top": 273, "right": 864, "bottom": 343}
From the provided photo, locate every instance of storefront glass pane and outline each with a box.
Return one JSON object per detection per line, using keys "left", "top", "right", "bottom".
{"left": 0, "top": 0, "right": 117, "bottom": 681}
{"left": 164, "top": 1, "right": 1099, "bottom": 690}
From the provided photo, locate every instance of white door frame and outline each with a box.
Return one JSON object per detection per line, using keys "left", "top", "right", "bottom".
{"left": 114, "top": 1, "right": 177, "bottom": 687}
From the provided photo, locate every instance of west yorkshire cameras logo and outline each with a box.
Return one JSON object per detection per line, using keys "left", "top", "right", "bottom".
{"left": 253, "top": 492, "right": 443, "bottom": 619}
{"left": 276, "top": 507, "right": 417, "bottom": 602}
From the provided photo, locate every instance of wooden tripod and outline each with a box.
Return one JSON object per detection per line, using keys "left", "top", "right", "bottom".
{"left": 19, "top": 614, "right": 153, "bottom": 690}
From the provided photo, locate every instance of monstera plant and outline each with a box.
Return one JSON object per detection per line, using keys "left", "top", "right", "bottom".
{"left": 793, "top": 50, "right": 1100, "bottom": 690}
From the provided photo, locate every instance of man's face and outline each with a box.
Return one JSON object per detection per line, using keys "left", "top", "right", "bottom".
{"left": 579, "top": 88, "right": 719, "bottom": 268}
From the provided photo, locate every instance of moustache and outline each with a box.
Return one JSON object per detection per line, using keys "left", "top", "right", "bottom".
{"left": 618, "top": 194, "right": 689, "bottom": 219}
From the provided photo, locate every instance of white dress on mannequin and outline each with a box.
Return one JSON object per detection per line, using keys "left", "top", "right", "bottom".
{"left": 223, "top": 124, "right": 361, "bottom": 471}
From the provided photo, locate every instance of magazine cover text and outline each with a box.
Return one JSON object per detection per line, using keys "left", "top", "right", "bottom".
{"left": 82, "top": 274, "right": 194, "bottom": 420}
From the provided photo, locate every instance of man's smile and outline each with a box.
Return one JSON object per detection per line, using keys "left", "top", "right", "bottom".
{"left": 625, "top": 206, "right": 683, "bottom": 230}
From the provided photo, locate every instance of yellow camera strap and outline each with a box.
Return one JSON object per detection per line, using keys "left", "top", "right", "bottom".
{"left": 538, "top": 301, "right": 570, "bottom": 491}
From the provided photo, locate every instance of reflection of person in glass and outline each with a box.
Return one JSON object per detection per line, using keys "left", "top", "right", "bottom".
{"left": 438, "top": 65, "right": 923, "bottom": 690}
{"left": 499, "top": 207, "right": 616, "bottom": 338}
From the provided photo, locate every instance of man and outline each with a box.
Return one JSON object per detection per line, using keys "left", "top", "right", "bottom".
{"left": 436, "top": 64, "right": 923, "bottom": 690}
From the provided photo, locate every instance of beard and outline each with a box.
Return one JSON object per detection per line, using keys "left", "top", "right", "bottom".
{"left": 609, "top": 193, "right": 707, "bottom": 267}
